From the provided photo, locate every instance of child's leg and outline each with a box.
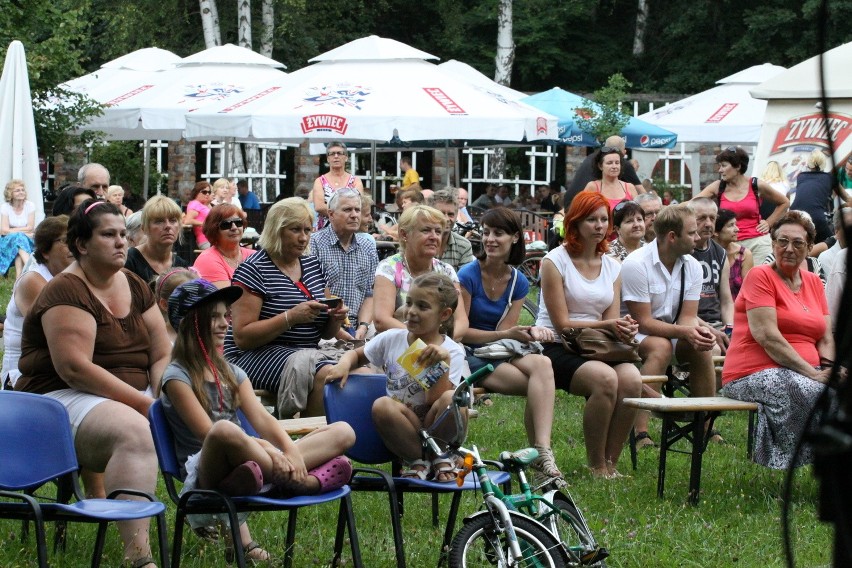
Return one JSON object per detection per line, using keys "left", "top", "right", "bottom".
{"left": 372, "top": 396, "right": 425, "bottom": 462}
{"left": 424, "top": 390, "right": 468, "bottom": 482}
{"left": 195, "top": 420, "right": 272, "bottom": 489}
{"left": 293, "top": 422, "right": 355, "bottom": 470}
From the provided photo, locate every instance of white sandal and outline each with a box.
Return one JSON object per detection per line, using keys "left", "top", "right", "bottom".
{"left": 399, "top": 459, "right": 430, "bottom": 480}
{"left": 431, "top": 457, "right": 461, "bottom": 483}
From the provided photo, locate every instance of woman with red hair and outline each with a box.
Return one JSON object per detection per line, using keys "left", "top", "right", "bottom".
{"left": 536, "top": 192, "right": 642, "bottom": 478}
{"left": 192, "top": 204, "right": 256, "bottom": 289}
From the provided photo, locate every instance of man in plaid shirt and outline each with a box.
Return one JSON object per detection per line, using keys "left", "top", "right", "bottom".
{"left": 428, "top": 189, "right": 474, "bottom": 272}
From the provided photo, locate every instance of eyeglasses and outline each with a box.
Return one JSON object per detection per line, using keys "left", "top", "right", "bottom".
{"left": 199, "top": 190, "right": 211, "bottom": 195}
{"left": 724, "top": 146, "right": 738, "bottom": 153}
{"left": 599, "top": 146, "right": 620, "bottom": 154}
{"left": 89, "top": 184, "right": 109, "bottom": 190}
{"left": 219, "top": 218, "right": 244, "bottom": 230}
{"left": 327, "top": 151, "right": 346, "bottom": 157}
{"left": 773, "top": 237, "right": 808, "bottom": 250}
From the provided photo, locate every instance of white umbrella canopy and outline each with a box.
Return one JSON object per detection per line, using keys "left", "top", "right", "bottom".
{"left": 437, "top": 59, "right": 527, "bottom": 102}
{"left": 751, "top": 42, "right": 852, "bottom": 99}
{"left": 637, "top": 63, "right": 786, "bottom": 144}
{"left": 63, "top": 44, "right": 286, "bottom": 140}
{"left": 0, "top": 41, "right": 44, "bottom": 223}
{"left": 184, "top": 36, "right": 557, "bottom": 143}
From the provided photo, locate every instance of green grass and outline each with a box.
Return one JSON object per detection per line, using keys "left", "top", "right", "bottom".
{"left": 0, "top": 275, "right": 834, "bottom": 567}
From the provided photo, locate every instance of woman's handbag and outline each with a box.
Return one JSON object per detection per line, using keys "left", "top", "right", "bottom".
{"left": 559, "top": 327, "right": 641, "bottom": 363}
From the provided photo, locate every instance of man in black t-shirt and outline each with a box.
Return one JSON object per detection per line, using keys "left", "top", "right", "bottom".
{"left": 689, "top": 198, "right": 733, "bottom": 357}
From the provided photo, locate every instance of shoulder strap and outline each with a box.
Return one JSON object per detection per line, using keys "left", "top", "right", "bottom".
{"left": 394, "top": 257, "right": 404, "bottom": 289}
{"left": 673, "top": 264, "right": 686, "bottom": 323}
{"left": 751, "top": 177, "right": 759, "bottom": 199}
{"left": 716, "top": 180, "right": 727, "bottom": 206}
{"left": 495, "top": 270, "right": 519, "bottom": 329}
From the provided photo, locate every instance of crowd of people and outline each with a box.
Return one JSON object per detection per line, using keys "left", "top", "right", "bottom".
{"left": 1, "top": 139, "right": 849, "bottom": 566}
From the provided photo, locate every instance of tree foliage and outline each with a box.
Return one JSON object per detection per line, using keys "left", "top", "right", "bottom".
{"left": 575, "top": 73, "right": 633, "bottom": 143}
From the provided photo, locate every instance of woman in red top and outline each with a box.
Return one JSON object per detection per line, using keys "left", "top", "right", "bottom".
{"left": 695, "top": 146, "right": 788, "bottom": 265}
{"left": 582, "top": 146, "right": 640, "bottom": 211}
{"left": 721, "top": 211, "right": 834, "bottom": 469}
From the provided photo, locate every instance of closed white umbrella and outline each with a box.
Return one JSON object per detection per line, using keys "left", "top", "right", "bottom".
{"left": 0, "top": 41, "right": 44, "bottom": 223}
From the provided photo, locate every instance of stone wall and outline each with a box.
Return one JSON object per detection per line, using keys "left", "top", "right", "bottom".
{"left": 168, "top": 139, "right": 196, "bottom": 203}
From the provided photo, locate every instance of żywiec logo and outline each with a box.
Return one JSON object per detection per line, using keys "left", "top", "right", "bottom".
{"left": 301, "top": 114, "right": 349, "bottom": 135}
{"left": 705, "top": 103, "right": 738, "bottom": 123}
{"left": 107, "top": 85, "right": 155, "bottom": 106}
{"left": 536, "top": 117, "right": 548, "bottom": 135}
{"left": 771, "top": 112, "right": 852, "bottom": 153}
{"left": 423, "top": 88, "right": 466, "bottom": 114}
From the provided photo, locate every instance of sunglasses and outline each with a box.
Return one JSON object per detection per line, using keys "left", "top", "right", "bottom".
{"left": 600, "top": 146, "right": 620, "bottom": 154}
{"left": 199, "top": 190, "right": 211, "bottom": 195}
{"left": 773, "top": 237, "right": 808, "bottom": 250}
{"left": 219, "top": 218, "right": 244, "bottom": 230}
{"left": 613, "top": 200, "right": 634, "bottom": 213}
{"left": 327, "top": 151, "right": 346, "bottom": 157}
{"left": 724, "top": 146, "right": 738, "bottom": 153}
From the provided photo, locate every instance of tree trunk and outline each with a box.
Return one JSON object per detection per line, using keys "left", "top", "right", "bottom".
{"left": 199, "top": 0, "right": 221, "bottom": 48}
{"left": 490, "top": 0, "right": 514, "bottom": 179}
{"left": 632, "top": 0, "right": 648, "bottom": 56}
{"left": 238, "top": 0, "right": 252, "bottom": 48}
{"left": 259, "top": 0, "right": 274, "bottom": 57}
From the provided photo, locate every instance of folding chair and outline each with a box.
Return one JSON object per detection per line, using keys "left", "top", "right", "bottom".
{"left": 323, "top": 373, "right": 510, "bottom": 568}
{"left": 148, "top": 399, "right": 361, "bottom": 568}
{"left": 0, "top": 391, "right": 169, "bottom": 568}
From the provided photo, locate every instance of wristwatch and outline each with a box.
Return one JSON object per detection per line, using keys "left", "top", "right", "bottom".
{"left": 357, "top": 321, "right": 370, "bottom": 329}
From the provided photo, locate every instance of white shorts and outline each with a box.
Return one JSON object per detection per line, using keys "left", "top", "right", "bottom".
{"left": 45, "top": 386, "right": 154, "bottom": 439}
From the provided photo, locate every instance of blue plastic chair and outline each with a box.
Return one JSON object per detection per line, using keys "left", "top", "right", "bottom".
{"left": 0, "top": 391, "right": 169, "bottom": 568}
{"left": 148, "top": 399, "right": 361, "bottom": 568}
{"left": 323, "top": 373, "right": 510, "bottom": 568}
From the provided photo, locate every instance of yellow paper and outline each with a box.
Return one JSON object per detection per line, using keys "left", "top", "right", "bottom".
{"left": 397, "top": 338, "right": 449, "bottom": 390}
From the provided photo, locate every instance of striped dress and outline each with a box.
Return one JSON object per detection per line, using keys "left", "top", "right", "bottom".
{"left": 223, "top": 249, "right": 330, "bottom": 392}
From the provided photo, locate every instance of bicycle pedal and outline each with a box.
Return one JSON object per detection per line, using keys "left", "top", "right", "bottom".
{"left": 580, "top": 547, "right": 610, "bottom": 565}
{"left": 531, "top": 473, "right": 568, "bottom": 492}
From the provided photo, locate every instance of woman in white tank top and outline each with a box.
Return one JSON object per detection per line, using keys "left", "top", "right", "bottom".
{"left": 536, "top": 192, "right": 642, "bottom": 479}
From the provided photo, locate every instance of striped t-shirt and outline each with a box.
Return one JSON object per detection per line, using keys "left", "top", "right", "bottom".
{"left": 223, "top": 250, "right": 330, "bottom": 392}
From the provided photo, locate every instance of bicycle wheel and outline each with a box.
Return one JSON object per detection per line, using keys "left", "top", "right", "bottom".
{"left": 540, "top": 491, "right": 608, "bottom": 567}
{"left": 449, "top": 513, "right": 567, "bottom": 568}
{"left": 519, "top": 298, "right": 539, "bottom": 326}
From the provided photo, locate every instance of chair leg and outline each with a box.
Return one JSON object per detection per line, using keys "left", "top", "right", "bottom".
{"left": 284, "top": 509, "right": 298, "bottom": 568}
{"left": 437, "top": 492, "right": 463, "bottom": 568}
{"left": 431, "top": 493, "right": 439, "bottom": 527}
{"left": 335, "top": 494, "right": 362, "bottom": 568}
{"left": 33, "top": 520, "right": 48, "bottom": 568}
{"left": 629, "top": 428, "right": 638, "bottom": 470}
{"left": 385, "top": 485, "right": 407, "bottom": 567}
{"left": 90, "top": 521, "right": 109, "bottom": 567}
{"left": 156, "top": 511, "right": 171, "bottom": 568}
{"left": 747, "top": 409, "right": 756, "bottom": 460}
{"left": 171, "top": 509, "right": 187, "bottom": 568}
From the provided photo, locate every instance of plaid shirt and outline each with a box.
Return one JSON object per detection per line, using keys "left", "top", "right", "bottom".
{"left": 440, "top": 232, "right": 474, "bottom": 272}
{"left": 310, "top": 227, "right": 378, "bottom": 319}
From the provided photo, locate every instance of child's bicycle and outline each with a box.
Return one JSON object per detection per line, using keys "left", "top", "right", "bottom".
{"left": 421, "top": 365, "right": 609, "bottom": 568}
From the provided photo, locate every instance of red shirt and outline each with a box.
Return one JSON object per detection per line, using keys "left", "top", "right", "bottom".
{"left": 722, "top": 265, "right": 828, "bottom": 384}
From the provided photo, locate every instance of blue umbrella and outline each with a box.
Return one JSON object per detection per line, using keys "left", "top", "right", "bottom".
{"left": 522, "top": 87, "right": 678, "bottom": 149}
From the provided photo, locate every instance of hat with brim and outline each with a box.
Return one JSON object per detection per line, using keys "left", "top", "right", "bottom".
{"left": 168, "top": 278, "right": 242, "bottom": 330}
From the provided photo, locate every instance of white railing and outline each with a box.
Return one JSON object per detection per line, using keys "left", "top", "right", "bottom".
{"left": 461, "top": 145, "right": 559, "bottom": 198}
{"left": 199, "top": 141, "right": 289, "bottom": 203}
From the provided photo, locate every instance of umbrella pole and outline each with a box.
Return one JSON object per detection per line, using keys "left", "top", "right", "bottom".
{"left": 223, "top": 139, "right": 231, "bottom": 178}
{"left": 371, "top": 142, "right": 377, "bottom": 202}
{"left": 445, "top": 141, "right": 451, "bottom": 187}
{"left": 143, "top": 140, "right": 151, "bottom": 199}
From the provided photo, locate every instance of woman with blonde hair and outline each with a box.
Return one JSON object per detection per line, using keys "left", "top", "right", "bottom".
{"left": 125, "top": 195, "right": 189, "bottom": 284}
{"left": 373, "top": 204, "right": 468, "bottom": 340}
{"left": 0, "top": 179, "right": 35, "bottom": 277}
{"left": 789, "top": 149, "right": 834, "bottom": 243}
{"left": 760, "top": 161, "right": 790, "bottom": 220}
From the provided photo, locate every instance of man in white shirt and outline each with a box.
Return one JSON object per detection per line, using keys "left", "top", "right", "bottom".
{"left": 622, "top": 204, "right": 718, "bottom": 445}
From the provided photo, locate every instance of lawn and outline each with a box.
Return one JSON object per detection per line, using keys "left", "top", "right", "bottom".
{"left": 0, "top": 274, "right": 834, "bottom": 567}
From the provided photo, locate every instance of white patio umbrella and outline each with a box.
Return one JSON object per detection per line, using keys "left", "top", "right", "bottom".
{"left": 0, "top": 41, "right": 44, "bottom": 223}
{"left": 638, "top": 63, "right": 786, "bottom": 144}
{"left": 64, "top": 44, "right": 286, "bottom": 141}
{"left": 183, "top": 36, "right": 557, "bottom": 144}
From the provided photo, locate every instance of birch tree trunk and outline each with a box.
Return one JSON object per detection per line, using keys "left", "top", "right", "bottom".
{"left": 259, "top": 0, "right": 274, "bottom": 57}
{"left": 237, "top": 0, "right": 259, "bottom": 182}
{"left": 490, "top": 0, "right": 514, "bottom": 180}
{"left": 199, "top": 0, "right": 221, "bottom": 48}
{"left": 632, "top": 0, "right": 648, "bottom": 56}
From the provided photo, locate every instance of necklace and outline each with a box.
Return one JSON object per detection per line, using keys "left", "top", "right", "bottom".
{"left": 791, "top": 288, "right": 810, "bottom": 312}
{"left": 483, "top": 265, "right": 510, "bottom": 294}
{"left": 778, "top": 269, "right": 809, "bottom": 311}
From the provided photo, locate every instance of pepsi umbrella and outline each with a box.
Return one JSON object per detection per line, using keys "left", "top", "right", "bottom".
{"left": 522, "top": 87, "right": 678, "bottom": 149}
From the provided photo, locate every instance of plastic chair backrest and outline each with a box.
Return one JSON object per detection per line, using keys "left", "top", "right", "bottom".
{"left": 148, "top": 399, "right": 184, "bottom": 481}
{"left": 0, "top": 391, "right": 79, "bottom": 490}
{"left": 323, "top": 374, "right": 394, "bottom": 465}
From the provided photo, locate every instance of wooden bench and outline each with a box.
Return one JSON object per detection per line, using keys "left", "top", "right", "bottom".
{"left": 279, "top": 415, "right": 328, "bottom": 436}
{"left": 623, "top": 396, "right": 758, "bottom": 505}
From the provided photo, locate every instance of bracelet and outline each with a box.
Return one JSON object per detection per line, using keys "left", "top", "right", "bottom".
{"left": 284, "top": 310, "right": 290, "bottom": 329}
{"left": 357, "top": 321, "right": 370, "bottom": 328}
{"left": 820, "top": 357, "right": 835, "bottom": 366}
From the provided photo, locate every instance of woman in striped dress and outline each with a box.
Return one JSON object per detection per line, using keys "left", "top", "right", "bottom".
{"left": 225, "top": 198, "right": 348, "bottom": 417}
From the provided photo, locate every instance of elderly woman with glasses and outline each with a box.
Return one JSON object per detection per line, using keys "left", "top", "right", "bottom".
{"left": 722, "top": 211, "right": 835, "bottom": 470}
{"left": 581, "top": 147, "right": 640, "bottom": 211}
{"left": 192, "top": 204, "right": 256, "bottom": 288}
{"left": 125, "top": 195, "right": 189, "bottom": 285}
{"left": 311, "top": 141, "right": 364, "bottom": 230}
{"left": 607, "top": 200, "right": 646, "bottom": 262}
{"left": 695, "top": 146, "right": 789, "bottom": 265}
{"left": 184, "top": 181, "right": 214, "bottom": 250}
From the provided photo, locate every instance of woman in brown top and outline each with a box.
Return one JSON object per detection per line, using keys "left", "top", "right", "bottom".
{"left": 17, "top": 200, "right": 171, "bottom": 568}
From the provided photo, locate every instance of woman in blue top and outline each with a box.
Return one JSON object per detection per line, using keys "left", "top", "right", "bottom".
{"left": 458, "top": 208, "right": 562, "bottom": 481}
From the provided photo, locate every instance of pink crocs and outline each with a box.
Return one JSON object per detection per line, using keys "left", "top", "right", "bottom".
{"left": 308, "top": 456, "right": 353, "bottom": 493}
{"left": 218, "top": 461, "right": 264, "bottom": 496}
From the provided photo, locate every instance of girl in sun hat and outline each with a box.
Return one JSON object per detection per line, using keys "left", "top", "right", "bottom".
{"left": 159, "top": 278, "right": 354, "bottom": 562}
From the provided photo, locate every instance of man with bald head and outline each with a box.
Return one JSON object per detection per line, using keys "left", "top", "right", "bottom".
{"left": 565, "top": 135, "right": 642, "bottom": 209}
{"left": 78, "top": 163, "right": 110, "bottom": 199}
